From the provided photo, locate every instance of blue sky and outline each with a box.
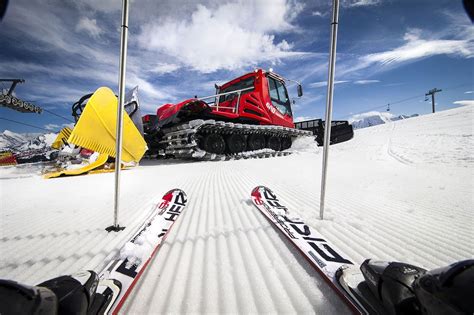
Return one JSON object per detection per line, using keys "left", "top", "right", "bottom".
{"left": 0, "top": 0, "right": 472, "bottom": 133}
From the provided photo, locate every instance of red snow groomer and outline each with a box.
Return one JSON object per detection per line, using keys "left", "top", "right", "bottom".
{"left": 143, "top": 69, "right": 311, "bottom": 159}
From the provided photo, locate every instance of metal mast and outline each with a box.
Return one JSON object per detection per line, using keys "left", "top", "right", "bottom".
{"left": 320, "top": 0, "right": 340, "bottom": 220}
{"left": 109, "top": 0, "right": 129, "bottom": 232}
{"left": 425, "top": 88, "right": 442, "bottom": 113}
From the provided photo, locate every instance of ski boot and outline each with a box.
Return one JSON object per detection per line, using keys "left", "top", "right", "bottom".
{"left": 413, "top": 259, "right": 474, "bottom": 314}
{"left": 359, "top": 259, "right": 474, "bottom": 314}
{"left": 0, "top": 270, "right": 121, "bottom": 315}
{"left": 361, "top": 259, "right": 427, "bottom": 314}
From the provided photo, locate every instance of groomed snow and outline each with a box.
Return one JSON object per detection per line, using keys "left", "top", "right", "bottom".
{"left": 0, "top": 106, "right": 472, "bottom": 313}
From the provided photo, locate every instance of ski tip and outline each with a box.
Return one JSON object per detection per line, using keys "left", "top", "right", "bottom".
{"left": 251, "top": 186, "right": 265, "bottom": 199}
{"left": 251, "top": 186, "right": 276, "bottom": 206}
{"left": 251, "top": 186, "right": 260, "bottom": 194}
{"left": 162, "top": 188, "right": 187, "bottom": 201}
{"left": 251, "top": 185, "right": 271, "bottom": 194}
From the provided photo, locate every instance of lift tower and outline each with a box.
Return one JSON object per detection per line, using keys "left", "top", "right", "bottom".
{"left": 425, "top": 88, "right": 442, "bottom": 114}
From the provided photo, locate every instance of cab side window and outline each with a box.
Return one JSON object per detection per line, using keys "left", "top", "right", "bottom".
{"left": 268, "top": 77, "right": 292, "bottom": 116}
{"left": 276, "top": 81, "right": 289, "bottom": 104}
{"left": 269, "top": 78, "right": 279, "bottom": 101}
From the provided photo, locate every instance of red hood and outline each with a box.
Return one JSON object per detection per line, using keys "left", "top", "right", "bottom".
{"left": 156, "top": 98, "right": 196, "bottom": 121}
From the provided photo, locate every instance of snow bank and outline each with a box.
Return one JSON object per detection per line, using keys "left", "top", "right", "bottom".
{"left": 289, "top": 136, "right": 319, "bottom": 153}
{"left": 119, "top": 215, "right": 167, "bottom": 266}
{"left": 43, "top": 133, "right": 58, "bottom": 147}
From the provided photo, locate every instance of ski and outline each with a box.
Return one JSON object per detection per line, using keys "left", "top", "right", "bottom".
{"left": 251, "top": 186, "right": 368, "bottom": 314}
{"left": 99, "top": 188, "right": 188, "bottom": 314}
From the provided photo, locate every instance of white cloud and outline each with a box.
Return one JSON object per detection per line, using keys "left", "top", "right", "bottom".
{"left": 7, "top": 2, "right": 74, "bottom": 53}
{"left": 137, "top": 0, "right": 307, "bottom": 73}
{"left": 76, "top": 17, "right": 104, "bottom": 38}
{"left": 0, "top": 0, "right": 174, "bottom": 108}
{"left": 44, "top": 124, "right": 61, "bottom": 131}
{"left": 127, "top": 73, "right": 173, "bottom": 101}
{"left": 0, "top": 59, "right": 178, "bottom": 111}
{"left": 44, "top": 123, "right": 74, "bottom": 131}
{"left": 4, "top": 1, "right": 117, "bottom": 65}
{"left": 148, "top": 63, "right": 180, "bottom": 75}
{"left": 294, "top": 116, "right": 317, "bottom": 122}
{"left": 62, "top": 123, "right": 75, "bottom": 129}
{"left": 342, "top": 0, "right": 381, "bottom": 7}
{"left": 312, "top": 11, "right": 326, "bottom": 17}
{"left": 363, "top": 29, "right": 474, "bottom": 66}
{"left": 453, "top": 100, "right": 474, "bottom": 106}
{"left": 339, "top": 28, "right": 474, "bottom": 77}
{"left": 465, "top": 91, "right": 473, "bottom": 94}
{"left": 309, "top": 80, "right": 349, "bottom": 88}
{"left": 354, "top": 79, "right": 380, "bottom": 85}
{"left": 0, "top": 61, "right": 117, "bottom": 90}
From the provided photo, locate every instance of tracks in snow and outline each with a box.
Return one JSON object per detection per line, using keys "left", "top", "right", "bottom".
{"left": 1, "top": 107, "right": 472, "bottom": 314}
{"left": 122, "top": 162, "right": 350, "bottom": 314}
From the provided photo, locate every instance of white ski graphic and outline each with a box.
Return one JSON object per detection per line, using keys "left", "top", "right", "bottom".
{"left": 251, "top": 186, "right": 368, "bottom": 314}
{"left": 99, "top": 189, "right": 188, "bottom": 314}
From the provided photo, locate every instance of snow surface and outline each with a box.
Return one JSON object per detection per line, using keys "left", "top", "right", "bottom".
{"left": 0, "top": 106, "right": 473, "bottom": 314}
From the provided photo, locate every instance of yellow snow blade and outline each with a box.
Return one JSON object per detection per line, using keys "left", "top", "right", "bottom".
{"left": 88, "top": 164, "right": 129, "bottom": 175}
{"left": 67, "top": 87, "right": 147, "bottom": 162}
{"left": 44, "top": 153, "right": 109, "bottom": 179}
{"left": 51, "top": 127, "right": 72, "bottom": 149}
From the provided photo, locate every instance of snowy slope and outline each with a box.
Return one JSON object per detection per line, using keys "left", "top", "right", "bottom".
{"left": 0, "top": 106, "right": 473, "bottom": 314}
{"left": 0, "top": 130, "right": 29, "bottom": 150}
{"left": 0, "top": 130, "right": 57, "bottom": 152}
{"left": 349, "top": 111, "right": 419, "bottom": 129}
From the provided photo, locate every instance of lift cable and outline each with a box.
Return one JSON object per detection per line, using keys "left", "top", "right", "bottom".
{"left": 0, "top": 117, "right": 59, "bottom": 133}
{"left": 343, "top": 83, "right": 472, "bottom": 118}
{"left": 41, "top": 108, "right": 74, "bottom": 123}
